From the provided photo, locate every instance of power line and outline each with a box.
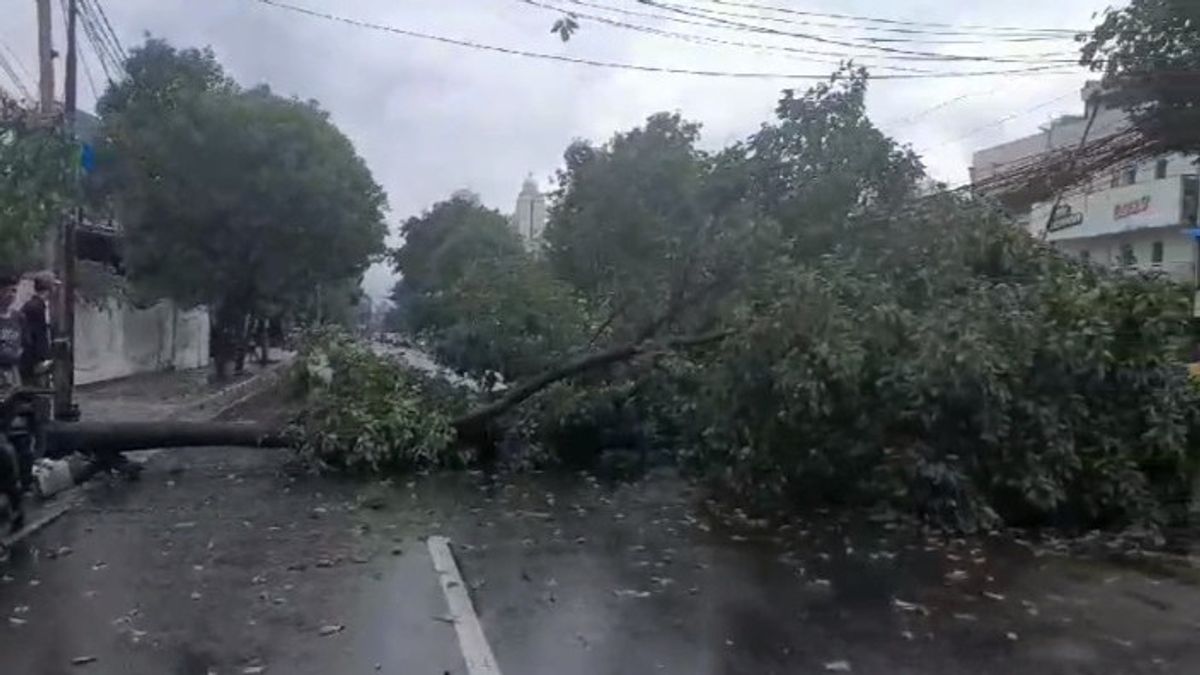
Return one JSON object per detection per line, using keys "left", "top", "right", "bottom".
{"left": 552, "top": 0, "right": 1078, "bottom": 64}
{"left": 78, "top": 0, "right": 124, "bottom": 77}
{"left": 74, "top": 0, "right": 120, "bottom": 83}
{"left": 251, "top": 0, "right": 1080, "bottom": 80}
{"left": 881, "top": 90, "right": 989, "bottom": 129}
{"left": 84, "top": 0, "right": 127, "bottom": 63}
{"left": 520, "top": 0, "right": 961, "bottom": 73}
{"left": 638, "top": 0, "right": 1078, "bottom": 63}
{"left": 0, "top": 44, "right": 33, "bottom": 102}
{"left": 78, "top": 39, "right": 101, "bottom": 101}
{"left": 919, "top": 91, "right": 1079, "bottom": 153}
{"left": 654, "top": 0, "right": 1079, "bottom": 43}
{"left": 0, "top": 39, "right": 35, "bottom": 88}
{"left": 683, "top": 0, "right": 1084, "bottom": 35}
{"left": 522, "top": 0, "right": 1078, "bottom": 76}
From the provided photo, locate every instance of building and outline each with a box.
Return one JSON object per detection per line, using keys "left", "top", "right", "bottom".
{"left": 510, "top": 174, "right": 547, "bottom": 250}
{"left": 971, "top": 84, "right": 1200, "bottom": 284}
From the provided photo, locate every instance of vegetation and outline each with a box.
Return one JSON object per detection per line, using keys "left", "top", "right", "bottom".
{"left": 312, "top": 65, "right": 1200, "bottom": 534}
{"left": 389, "top": 193, "right": 587, "bottom": 385}
{"left": 0, "top": 99, "right": 72, "bottom": 271}
{"left": 289, "top": 328, "right": 468, "bottom": 473}
{"left": 1080, "top": 0, "right": 1200, "bottom": 151}
{"left": 97, "top": 39, "right": 387, "bottom": 375}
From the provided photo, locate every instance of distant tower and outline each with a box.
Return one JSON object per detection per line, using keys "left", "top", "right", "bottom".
{"left": 510, "top": 174, "right": 547, "bottom": 249}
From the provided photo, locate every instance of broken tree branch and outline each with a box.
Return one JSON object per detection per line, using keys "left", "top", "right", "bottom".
{"left": 451, "top": 329, "right": 732, "bottom": 433}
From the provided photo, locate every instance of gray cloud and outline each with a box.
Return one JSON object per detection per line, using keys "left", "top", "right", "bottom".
{"left": 1, "top": 0, "right": 1109, "bottom": 299}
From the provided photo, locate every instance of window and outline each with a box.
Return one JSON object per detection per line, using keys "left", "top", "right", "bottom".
{"left": 1119, "top": 243, "right": 1137, "bottom": 267}
{"left": 1156, "top": 158, "right": 1169, "bottom": 179}
{"left": 1121, "top": 164, "right": 1138, "bottom": 185}
{"left": 1152, "top": 241, "right": 1164, "bottom": 264}
{"left": 1110, "top": 171, "right": 1121, "bottom": 188}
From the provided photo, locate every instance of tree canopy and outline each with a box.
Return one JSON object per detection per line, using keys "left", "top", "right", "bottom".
{"left": 389, "top": 193, "right": 585, "bottom": 383}
{"left": 0, "top": 100, "right": 71, "bottom": 272}
{"left": 98, "top": 39, "right": 387, "bottom": 370}
{"left": 325, "top": 67, "right": 1200, "bottom": 533}
{"left": 1080, "top": 0, "right": 1200, "bottom": 151}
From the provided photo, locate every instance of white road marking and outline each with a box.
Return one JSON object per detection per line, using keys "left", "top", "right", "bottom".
{"left": 427, "top": 535, "right": 502, "bottom": 675}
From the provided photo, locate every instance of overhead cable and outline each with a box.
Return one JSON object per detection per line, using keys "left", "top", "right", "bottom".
{"left": 251, "top": 0, "right": 1080, "bottom": 80}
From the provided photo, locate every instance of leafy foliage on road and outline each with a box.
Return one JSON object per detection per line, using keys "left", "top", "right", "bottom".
{"left": 290, "top": 329, "right": 467, "bottom": 473}
{"left": 360, "top": 65, "right": 1200, "bottom": 533}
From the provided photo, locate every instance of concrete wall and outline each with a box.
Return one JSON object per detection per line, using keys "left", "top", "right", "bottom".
{"left": 1053, "top": 227, "right": 1196, "bottom": 283}
{"left": 74, "top": 298, "right": 209, "bottom": 385}
{"left": 1035, "top": 172, "right": 1196, "bottom": 241}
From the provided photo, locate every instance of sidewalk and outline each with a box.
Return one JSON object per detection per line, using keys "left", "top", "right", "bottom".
{"left": 75, "top": 351, "right": 292, "bottom": 423}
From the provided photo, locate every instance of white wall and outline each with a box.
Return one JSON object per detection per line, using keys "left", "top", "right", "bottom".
{"left": 1054, "top": 228, "right": 1196, "bottom": 283}
{"left": 74, "top": 298, "right": 209, "bottom": 385}
{"left": 1036, "top": 173, "right": 1194, "bottom": 241}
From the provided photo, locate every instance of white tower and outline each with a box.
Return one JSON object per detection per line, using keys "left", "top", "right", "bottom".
{"left": 511, "top": 174, "right": 547, "bottom": 249}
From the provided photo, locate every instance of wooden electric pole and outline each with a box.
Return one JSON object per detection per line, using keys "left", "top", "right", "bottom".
{"left": 55, "top": 0, "right": 80, "bottom": 421}
{"left": 35, "top": 0, "right": 54, "bottom": 114}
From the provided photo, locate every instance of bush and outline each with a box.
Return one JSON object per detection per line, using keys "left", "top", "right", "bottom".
{"left": 687, "top": 205, "right": 1200, "bottom": 531}
{"left": 289, "top": 328, "right": 468, "bottom": 473}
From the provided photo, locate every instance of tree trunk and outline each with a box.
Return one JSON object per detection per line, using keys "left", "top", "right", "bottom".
{"left": 212, "top": 304, "right": 248, "bottom": 381}
{"left": 258, "top": 318, "right": 270, "bottom": 365}
{"left": 451, "top": 330, "right": 730, "bottom": 438}
{"left": 46, "top": 420, "right": 287, "bottom": 457}
{"left": 233, "top": 314, "right": 249, "bottom": 375}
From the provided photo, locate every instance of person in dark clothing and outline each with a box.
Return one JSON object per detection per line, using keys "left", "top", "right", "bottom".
{"left": 20, "top": 272, "right": 55, "bottom": 384}
{"left": 0, "top": 274, "right": 29, "bottom": 527}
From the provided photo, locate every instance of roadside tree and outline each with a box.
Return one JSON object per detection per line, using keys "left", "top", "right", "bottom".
{"left": 98, "top": 40, "right": 387, "bottom": 376}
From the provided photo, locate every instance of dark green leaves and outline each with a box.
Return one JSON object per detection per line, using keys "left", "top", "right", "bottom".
{"left": 551, "top": 14, "right": 580, "bottom": 42}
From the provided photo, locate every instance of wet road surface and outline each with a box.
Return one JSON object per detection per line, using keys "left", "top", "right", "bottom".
{"left": 1, "top": 448, "right": 464, "bottom": 674}
{"left": 4, "top": 443, "right": 1200, "bottom": 673}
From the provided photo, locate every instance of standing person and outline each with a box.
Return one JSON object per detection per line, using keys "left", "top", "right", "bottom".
{"left": 0, "top": 274, "right": 31, "bottom": 520}
{"left": 19, "top": 271, "right": 55, "bottom": 385}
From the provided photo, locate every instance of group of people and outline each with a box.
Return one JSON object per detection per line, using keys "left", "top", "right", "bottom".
{"left": 0, "top": 271, "right": 56, "bottom": 531}
{"left": 0, "top": 271, "right": 56, "bottom": 391}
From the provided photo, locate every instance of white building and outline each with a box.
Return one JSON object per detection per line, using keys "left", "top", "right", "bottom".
{"left": 971, "top": 84, "right": 1200, "bottom": 284}
{"left": 510, "top": 175, "right": 547, "bottom": 250}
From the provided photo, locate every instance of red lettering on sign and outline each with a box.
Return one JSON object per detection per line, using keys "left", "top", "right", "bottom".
{"left": 1114, "top": 195, "right": 1151, "bottom": 220}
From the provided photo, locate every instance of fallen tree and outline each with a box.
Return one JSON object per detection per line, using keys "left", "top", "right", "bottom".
{"left": 297, "top": 69, "right": 1200, "bottom": 533}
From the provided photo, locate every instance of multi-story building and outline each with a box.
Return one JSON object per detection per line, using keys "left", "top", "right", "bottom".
{"left": 971, "top": 83, "right": 1200, "bottom": 284}
{"left": 510, "top": 174, "right": 547, "bottom": 250}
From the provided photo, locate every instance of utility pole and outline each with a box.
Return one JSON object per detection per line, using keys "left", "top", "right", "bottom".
{"left": 35, "top": 0, "right": 54, "bottom": 114}
{"left": 55, "top": 0, "right": 80, "bottom": 421}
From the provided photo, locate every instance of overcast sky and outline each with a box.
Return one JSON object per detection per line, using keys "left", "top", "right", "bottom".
{"left": 2, "top": 0, "right": 1115, "bottom": 300}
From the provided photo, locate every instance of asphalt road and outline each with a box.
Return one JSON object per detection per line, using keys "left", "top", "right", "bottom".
{"left": 1, "top": 447, "right": 465, "bottom": 675}
{"left": 3, "top": 371, "right": 1200, "bottom": 674}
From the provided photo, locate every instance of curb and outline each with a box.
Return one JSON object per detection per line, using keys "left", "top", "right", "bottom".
{"left": 168, "top": 356, "right": 294, "bottom": 421}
